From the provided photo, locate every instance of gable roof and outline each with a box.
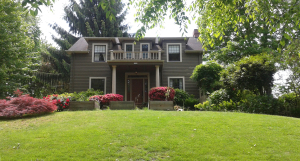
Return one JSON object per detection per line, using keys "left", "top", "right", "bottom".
{"left": 66, "top": 37, "right": 89, "bottom": 54}
{"left": 186, "top": 37, "right": 203, "bottom": 53}
{"left": 66, "top": 37, "right": 203, "bottom": 54}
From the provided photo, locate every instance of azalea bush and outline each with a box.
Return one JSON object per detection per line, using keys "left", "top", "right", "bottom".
{"left": 0, "top": 90, "right": 57, "bottom": 118}
{"left": 44, "top": 94, "right": 70, "bottom": 111}
{"left": 149, "top": 87, "right": 175, "bottom": 101}
{"left": 89, "top": 94, "right": 123, "bottom": 104}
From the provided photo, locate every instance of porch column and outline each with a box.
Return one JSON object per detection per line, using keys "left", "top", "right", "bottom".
{"left": 155, "top": 65, "right": 160, "bottom": 87}
{"left": 112, "top": 65, "right": 117, "bottom": 94}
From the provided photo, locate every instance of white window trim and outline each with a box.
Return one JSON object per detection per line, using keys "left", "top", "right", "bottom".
{"left": 168, "top": 76, "right": 185, "bottom": 91}
{"left": 89, "top": 77, "right": 106, "bottom": 94}
{"left": 140, "top": 43, "right": 150, "bottom": 52}
{"left": 140, "top": 43, "right": 150, "bottom": 59}
{"left": 92, "top": 43, "right": 108, "bottom": 62}
{"left": 124, "top": 43, "right": 134, "bottom": 59}
{"left": 166, "top": 43, "right": 182, "bottom": 62}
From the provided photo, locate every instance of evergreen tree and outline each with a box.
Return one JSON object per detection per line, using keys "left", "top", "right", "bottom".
{"left": 52, "top": 0, "right": 129, "bottom": 50}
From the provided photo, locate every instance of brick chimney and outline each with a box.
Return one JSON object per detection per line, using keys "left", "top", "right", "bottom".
{"left": 193, "top": 29, "right": 199, "bottom": 38}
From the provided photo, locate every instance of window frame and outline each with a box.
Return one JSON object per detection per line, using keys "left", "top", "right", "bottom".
{"left": 166, "top": 43, "right": 182, "bottom": 62}
{"left": 124, "top": 43, "right": 134, "bottom": 59}
{"left": 92, "top": 43, "right": 108, "bottom": 62}
{"left": 140, "top": 43, "right": 150, "bottom": 59}
{"left": 168, "top": 76, "right": 185, "bottom": 91}
{"left": 89, "top": 77, "right": 106, "bottom": 94}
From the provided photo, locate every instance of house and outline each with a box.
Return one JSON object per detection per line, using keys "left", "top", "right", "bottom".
{"left": 66, "top": 29, "right": 203, "bottom": 105}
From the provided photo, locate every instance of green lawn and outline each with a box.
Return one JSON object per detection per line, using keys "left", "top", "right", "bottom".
{"left": 1, "top": 110, "right": 300, "bottom": 160}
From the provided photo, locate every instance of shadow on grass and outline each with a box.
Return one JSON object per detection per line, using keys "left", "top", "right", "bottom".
{"left": 0, "top": 112, "right": 57, "bottom": 121}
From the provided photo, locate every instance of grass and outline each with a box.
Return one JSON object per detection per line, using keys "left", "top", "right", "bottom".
{"left": 1, "top": 110, "right": 300, "bottom": 160}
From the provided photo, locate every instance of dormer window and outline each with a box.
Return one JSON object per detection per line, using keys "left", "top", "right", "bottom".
{"left": 92, "top": 43, "right": 107, "bottom": 62}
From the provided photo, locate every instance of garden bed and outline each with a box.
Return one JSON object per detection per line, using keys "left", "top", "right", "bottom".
{"left": 69, "top": 101, "right": 100, "bottom": 111}
{"left": 109, "top": 101, "right": 135, "bottom": 110}
{"left": 149, "top": 101, "right": 174, "bottom": 111}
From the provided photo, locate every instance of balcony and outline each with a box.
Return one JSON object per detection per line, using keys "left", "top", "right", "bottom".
{"left": 109, "top": 50, "right": 161, "bottom": 61}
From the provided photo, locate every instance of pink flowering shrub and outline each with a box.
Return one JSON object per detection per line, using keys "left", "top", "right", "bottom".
{"left": 89, "top": 94, "right": 123, "bottom": 104}
{"left": 0, "top": 94, "right": 57, "bottom": 118}
{"left": 44, "top": 94, "right": 70, "bottom": 111}
{"left": 149, "top": 87, "right": 175, "bottom": 101}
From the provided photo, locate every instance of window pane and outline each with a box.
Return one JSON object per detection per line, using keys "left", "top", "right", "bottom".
{"left": 126, "top": 45, "right": 133, "bottom": 51}
{"left": 94, "top": 45, "right": 106, "bottom": 61}
{"left": 142, "top": 44, "right": 148, "bottom": 51}
{"left": 168, "top": 45, "right": 180, "bottom": 61}
{"left": 91, "top": 79, "right": 105, "bottom": 91}
{"left": 168, "top": 45, "right": 180, "bottom": 54}
{"left": 170, "top": 78, "right": 183, "bottom": 90}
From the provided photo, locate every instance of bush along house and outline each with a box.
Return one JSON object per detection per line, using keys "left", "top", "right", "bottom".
{"left": 66, "top": 29, "right": 203, "bottom": 106}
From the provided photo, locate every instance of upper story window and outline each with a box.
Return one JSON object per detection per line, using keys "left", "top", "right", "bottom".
{"left": 92, "top": 43, "right": 107, "bottom": 62}
{"left": 141, "top": 43, "right": 150, "bottom": 59}
{"left": 125, "top": 43, "right": 134, "bottom": 59}
{"left": 167, "top": 43, "right": 182, "bottom": 62}
{"left": 168, "top": 76, "right": 185, "bottom": 90}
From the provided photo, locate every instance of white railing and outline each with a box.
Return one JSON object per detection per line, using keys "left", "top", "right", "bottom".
{"left": 109, "top": 50, "right": 161, "bottom": 60}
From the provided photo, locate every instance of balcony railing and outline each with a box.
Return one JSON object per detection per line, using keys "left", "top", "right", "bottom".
{"left": 109, "top": 50, "right": 161, "bottom": 61}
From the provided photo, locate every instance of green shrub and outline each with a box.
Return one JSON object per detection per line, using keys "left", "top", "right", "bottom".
{"left": 184, "top": 97, "right": 199, "bottom": 110}
{"left": 194, "top": 101, "right": 211, "bottom": 111}
{"left": 69, "top": 89, "right": 104, "bottom": 101}
{"left": 208, "top": 89, "right": 229, "bottom": 105}
{"left": 278, "top": 93, "right": 300, "bottom": 117}
{"left": 174, "top": 89, "right": 190, "bottom": 106}
{"left": 239, "top": 95, "right": 281, "bottom": 115}
{"left": 219, "top": 100, "right": 239, "bottom": 111}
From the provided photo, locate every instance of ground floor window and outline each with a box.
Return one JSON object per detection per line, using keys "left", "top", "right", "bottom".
{"left": 168, "top": 77, "right": 184, "bottom": 90}
{"left": 89, "top": 77, "right": 106, "bottom": 93}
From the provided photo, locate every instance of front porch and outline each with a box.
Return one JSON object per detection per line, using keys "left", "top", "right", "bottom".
{"left": 109, "top": 64, "right": 163, "bottom": 106}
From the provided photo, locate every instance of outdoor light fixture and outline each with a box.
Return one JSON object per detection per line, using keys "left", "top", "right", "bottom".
{"left": 135, "top": 68, "right": 138, "bottom": 74}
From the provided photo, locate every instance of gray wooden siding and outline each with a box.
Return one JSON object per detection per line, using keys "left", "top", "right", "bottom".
{"left": 161, "top": 40, "right": 202, "bottom": 97}
{"left": 70, "top": 39, "right": 202, "bottom": 99}
{"left": 70, "top": 40, "right": 113, "bottom": 93}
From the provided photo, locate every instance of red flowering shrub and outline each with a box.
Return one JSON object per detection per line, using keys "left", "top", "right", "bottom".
{"left": 89, "top": 94, "right": 123, "bottom": 104}
{"left": 44, "top": 94, "right": 70, "bottom": 111}
{"left": 0, "top": 95, "right": 57, "bottom": 118}
{"left": 149, "top": 87, "right": 175, "bottom": 101}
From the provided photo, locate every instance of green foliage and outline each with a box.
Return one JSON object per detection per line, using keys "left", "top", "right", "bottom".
{"left": 194, "top": 101, "right": 211, "bottom": 111}
{"left": 173, "top": 89, "right": 189, "bottom": 106}
{"left": 208, "top": 89, "right": 229, "bottom": 106}
{"left": 21, "top": 0, "right": 55, "bottom": 16}
{"left": 278, "top": 93, "right": 300, "bottom": 117}
{"left": 129, "top": 0, "right": 188, "bottom": 39}
{"left": 67, "top": 89, "right": 104, "bottom": 102}
{"left": 184, "top": 97, "right": 199, "bottom": 110}
{"left": 222, "top": 53, "right": 276, "bottom": 95}
{"left": 0, "top": 1, "right": 36, "bottom": 98}
{"left": 278, "top": 40, "right": 300, "bottom": 97}
{"left": 191, "top": 61, "right": 223, "bottom": 94}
